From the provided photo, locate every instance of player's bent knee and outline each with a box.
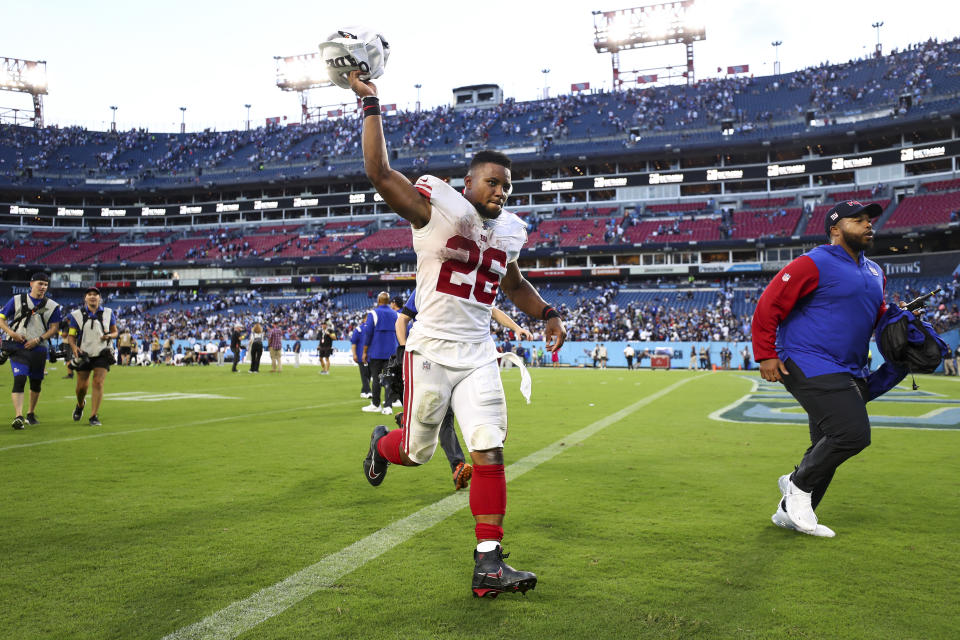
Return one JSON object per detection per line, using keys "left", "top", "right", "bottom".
{"left": 11, "top": 375, "right": 26, "bottom": 393}
{"left": 471, "top": 447, "right": 504, "bottom": 465}
{"left": 399, "top": 448, "right": 423, "bottom": 466}
{"left": 29, "top": 378, "right": 42, "bottom": 393}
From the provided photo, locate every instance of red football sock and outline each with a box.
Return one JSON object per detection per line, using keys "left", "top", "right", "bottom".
{"left": 471, "top": 464, "right": 506, "bottom": 541}
{"left": 475, "top": 522, "right": 504, "bottom": 542}
{"left": 376, "top": 428, "right": 405, "bottom": 465}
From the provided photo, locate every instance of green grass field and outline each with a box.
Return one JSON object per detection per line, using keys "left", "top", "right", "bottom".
{"left": 1, "top": 363, "right": 958, "bottom": 639}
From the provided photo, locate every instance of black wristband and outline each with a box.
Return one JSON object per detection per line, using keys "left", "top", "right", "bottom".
{"left": 361, "top": 96, "right": 381, "bottom": 117}
{"left": 542, "top": 306, "right": 560, "bottom": 321}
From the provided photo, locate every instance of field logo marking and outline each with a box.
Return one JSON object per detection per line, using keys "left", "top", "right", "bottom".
{"left": 161, "top": 374, "right": 706, "bottom": 640}
{"left": 711, "top": 376, "right": 960, "bottom": 430}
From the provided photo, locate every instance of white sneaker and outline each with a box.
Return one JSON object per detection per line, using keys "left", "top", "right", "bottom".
{"left": 780, "top": 474, "right": 818, "bottom": 533}
{"left": 778, "top": 474, "right": 791, "bottom": 497}
{"left": 381, "top": 407, "right": 393, "bottom": 415}
{"left": 392, "top": 399, "right": 403, "bottom": 408}
{"left": 772, "top": 501, "right": 835, "bottom": 537}
{"left": 361, "top": 404, "right": 380, "bottom": 413}
{"left": 360, "top": 392, "right": 372, "bottom": 399}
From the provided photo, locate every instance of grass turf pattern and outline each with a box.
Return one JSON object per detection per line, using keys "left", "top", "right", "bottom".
{"left": 1, "top": 365, "right": 957, "bottom": 639}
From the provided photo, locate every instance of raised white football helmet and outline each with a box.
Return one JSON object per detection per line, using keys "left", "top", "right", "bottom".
{"left": 318, "top": 27, "right": 390, "bottom": 90}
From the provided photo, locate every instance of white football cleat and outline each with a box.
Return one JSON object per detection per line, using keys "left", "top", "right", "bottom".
{"left": 779, "top": 474, "right": 818, "bottom": 533}
{"left": 360, "top": 392, "right": 372, "bottom": 399}
{"left": 392, "top": 399, "right": 403, "bottom": 408}
{"left": 772, "top": 501, "right": 835, "bottom": 538}
{"left": 361, "top": 404, "right": 381, "bottom": 413}
{"left": 381, "top": 407, "right": 393, "bottom": 415}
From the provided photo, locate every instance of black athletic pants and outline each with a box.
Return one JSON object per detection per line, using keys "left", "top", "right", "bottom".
{"left": 438, "top": 408, "right": 465, "bottom": 472}
{"left": 249, "top": 341, "right": 263, "bottom": 372}
{"left": 781, "top": 358, "right": 871, "bottom": 510}
{"left": 368, "top": 358, "right": 394, "bottom": 408}
{"left": 358, "top": 361, "right": 371, "bottom": 394}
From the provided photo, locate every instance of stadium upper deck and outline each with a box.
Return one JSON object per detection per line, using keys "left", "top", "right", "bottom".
{"left": 1, "top": 36, "right": 959, "bottom": 192}
{"left": 0, "top": 37, "right": 959, "bottom": 277}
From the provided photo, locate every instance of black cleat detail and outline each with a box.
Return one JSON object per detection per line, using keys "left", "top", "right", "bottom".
{"left": 362, "top": 425, "right": 390, "bottom": 487}
{"left": 472, "top": 545, "right": 537, "bottom": 598}
{"left": 88, "top": 415, "right": 102, "bottom": 426}
{"left": 11, "top": 415, "right": 24, "bottom": 430}
{"left": 25, "top": 412, "right": 38, "bottom": 425}
{"left": 73, "top": 403, "right": 84, "bottom": 422}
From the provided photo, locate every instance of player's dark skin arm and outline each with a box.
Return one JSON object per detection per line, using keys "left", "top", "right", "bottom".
{"left": 348, "top": 71, "right": 431, "bottom": 229}
{"left": 500, "top": 262, "right": 567, "bottom": 352}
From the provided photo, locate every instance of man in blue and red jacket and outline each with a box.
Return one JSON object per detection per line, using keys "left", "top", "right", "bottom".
{"left": 361, "top": 291, "right": 399, "bottom": 414}
{"left": 752, "top": 200, "right": 888, "bottom": 538}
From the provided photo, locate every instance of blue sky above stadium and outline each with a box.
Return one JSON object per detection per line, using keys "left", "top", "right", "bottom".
{"left": 4, "top": 0, "right": 956, "bottom": 133}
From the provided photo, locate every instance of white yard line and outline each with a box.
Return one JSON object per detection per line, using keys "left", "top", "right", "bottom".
{"left": 162, "top": 375, "right": 704, "bottom": 640}
{"left": 0, "top": 400, "right": 357, "bottom": 452}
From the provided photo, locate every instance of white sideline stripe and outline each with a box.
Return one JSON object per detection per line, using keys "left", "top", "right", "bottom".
{"left": 162, "top": 375, "right": 703, "bottom": 640}
{"left": 0, "top": 400, "right": 357, "bottom": 452}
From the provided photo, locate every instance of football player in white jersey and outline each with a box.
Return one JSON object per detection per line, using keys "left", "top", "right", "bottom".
{"left": 350, "top": 71, "right": 566, "bottom": 598}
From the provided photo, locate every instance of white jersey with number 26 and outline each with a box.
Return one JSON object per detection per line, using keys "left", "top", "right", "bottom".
{"left": 405, "top": 175, "right": 527, "bottom": 365}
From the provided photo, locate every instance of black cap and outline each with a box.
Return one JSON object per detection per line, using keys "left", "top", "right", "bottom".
{"left": 824, "top": 200, "right": 883, "bottom": 236}
{"left": 29, "top": 272, "right": 50, "bottom": 283}
{"left": 84, "top": 286, "right": 101, "bottom": 295}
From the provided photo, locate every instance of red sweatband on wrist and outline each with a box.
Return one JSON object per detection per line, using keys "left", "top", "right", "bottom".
{"left": 542, "top": 305, "right": 560, "bottom": 320}
{"left": 470, "top": 464, "right": 506, "bottom": 516}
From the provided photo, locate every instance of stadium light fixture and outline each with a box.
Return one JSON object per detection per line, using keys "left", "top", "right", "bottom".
{"left": 180, "top": 106, "right": 186, "bottom": 134}
{"left": 593, "top": 1, "right": 706, "bottom": 89}
{"left": 1, "top": 57, "right": 47, "bottom": 93}
{"left": 771, "top": 40, "right": 782, "bottom": 77}
{"left": 274, "top": 53, "right": 333, "bottom": 92}
{"left": 0, "top": 57, "right": 47, "bottom": 127}
{"left": 541, "top": 68, "right": 551, "bottom": 100}
{"left": 275, "top": 52, "right": 337, "bottom": 124}
{"left": 414, "top": 83, "right": 422, "bottom": 112}
{"left": 872, "top": 21, "right": 884, "bottom": 56}
{"left": 245, "top": 103, "right": 251, "bottom": 131}
{"left": 110, "top": 105, "right": 117, "bottom": 132}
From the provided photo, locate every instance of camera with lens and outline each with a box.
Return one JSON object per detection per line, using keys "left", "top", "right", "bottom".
{"left": 48, "top": 342, "right": 70, "bottom": 364}
{"left": 379, "top": 347, "right": 405, "bottom": 400}
{"left": 67, "top": 353, "right": 91, "bottom": 371}
{"left": 0, "top": 341, "right": 16, "bottom": 366}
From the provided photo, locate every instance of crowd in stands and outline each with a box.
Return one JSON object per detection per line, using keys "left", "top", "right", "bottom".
{"left": 3, "top": 36, "right": 958, "bottom": 183}
{"left": 91, "top": 275, "right": 958, "bottom": 366}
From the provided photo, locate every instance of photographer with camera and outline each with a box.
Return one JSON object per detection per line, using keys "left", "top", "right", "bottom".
{"left": 66, "top": 287, "right": 117, "bottom": 426}
{"left": 317, "top": 321, "right": 335, "bottom": 375}
{"left": 0, "top": 272, "right": 62, "bottom": 430}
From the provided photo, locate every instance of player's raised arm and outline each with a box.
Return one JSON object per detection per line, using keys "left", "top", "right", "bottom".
{"left": 500, "top": 262, "right": 566, "bottom": 352}
{"left": 348, "top": 71, "right": 431, "bottom": 229}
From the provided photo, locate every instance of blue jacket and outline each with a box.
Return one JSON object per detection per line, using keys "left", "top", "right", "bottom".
{"left": 753, "top": 244, "right": 886, "bottom": 378}
{"left": 350, "top": 326, "right": 366, "bottom": 350}
{"left": 362, "top": 304, "right": 399, "bottom": 360}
